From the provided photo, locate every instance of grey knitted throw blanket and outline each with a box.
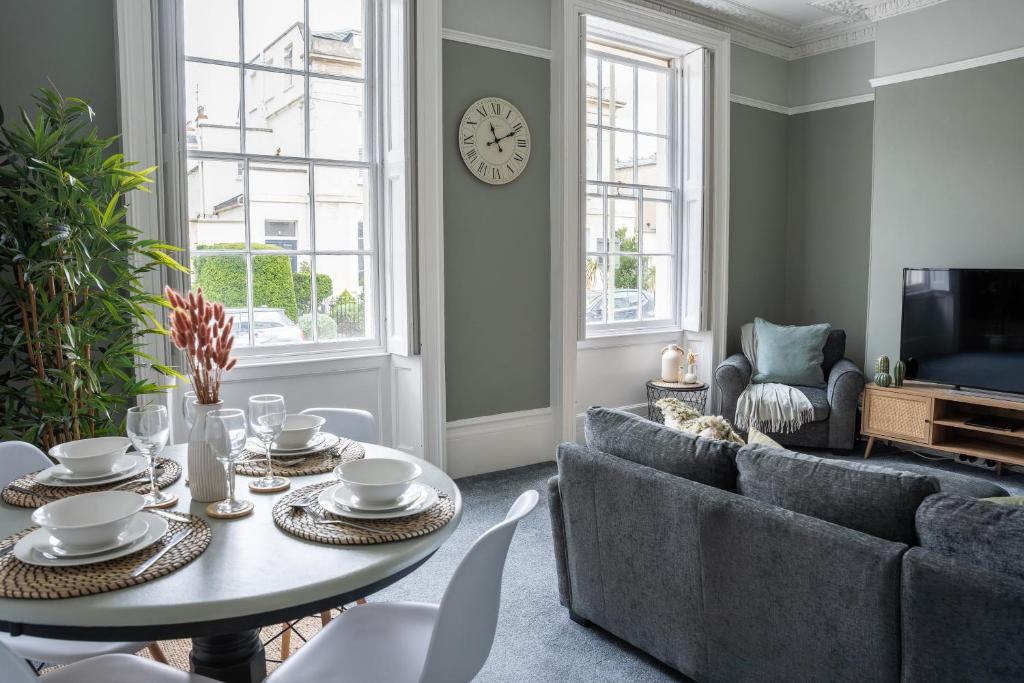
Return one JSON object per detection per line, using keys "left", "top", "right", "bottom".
{"left": 734, "top": 382, "right": 815, "bottom": 434}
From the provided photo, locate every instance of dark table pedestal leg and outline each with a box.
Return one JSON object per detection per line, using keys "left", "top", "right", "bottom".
{"left": 190, "top": 629, "right": 267, "bottom": 683}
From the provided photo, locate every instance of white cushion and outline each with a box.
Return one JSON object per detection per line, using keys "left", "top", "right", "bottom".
{"left": 0, "top": 633, "right": 148, "bottom": 665}
{"left": 43, "top": 653, "right": 217, "bottom": 683}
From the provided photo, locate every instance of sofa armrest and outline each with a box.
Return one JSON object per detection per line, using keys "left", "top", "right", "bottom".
{"left": 714, "top": 354, "right": 751, "bottom": 424}
{"left": 547, "top": 474, "right": 571, "bottom": 609}
{"left": 826, "top": 358, "right": 865, "bottom": 449}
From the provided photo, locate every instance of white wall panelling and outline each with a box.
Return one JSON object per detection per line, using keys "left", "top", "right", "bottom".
{"left": 441, "top": 29, "right": 553, "bottom": 60}
{"left": 869, "top": 45, "right": 1024, "bottom": 88}
{"left": 730, "top": 92, "right": 875, "bottom": 115}
{"left": 446, "top": 408, "right": 555, "bottom": 479}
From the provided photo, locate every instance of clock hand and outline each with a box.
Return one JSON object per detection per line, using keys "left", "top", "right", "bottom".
{"left": 488, "top": 121, "right": 503, "bottom": 154}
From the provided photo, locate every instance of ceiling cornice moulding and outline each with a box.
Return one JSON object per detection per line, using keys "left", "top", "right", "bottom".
{"left": 643, "top": 0, "right": 947, "bottom": 60}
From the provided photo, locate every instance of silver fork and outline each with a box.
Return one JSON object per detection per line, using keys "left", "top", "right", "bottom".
{"left": 110, "top": 466, "right": 165, "bottom": 492}
{"left": 288, "top": 499, "right": 388, "bottom": 534}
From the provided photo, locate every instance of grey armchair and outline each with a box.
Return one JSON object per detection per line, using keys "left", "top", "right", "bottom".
{"left": 714, "top": 329, "right": 865, "bottom": 450}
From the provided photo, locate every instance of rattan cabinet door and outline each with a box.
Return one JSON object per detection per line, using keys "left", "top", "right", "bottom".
{"left": 862, "top": 389, "right": 932, "bottom": 444}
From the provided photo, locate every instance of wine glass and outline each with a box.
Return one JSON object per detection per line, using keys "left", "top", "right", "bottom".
{"left": 205, "top": 408, "right": 251, "bottom": 516}
{"left": 182, "top": 391, "right": 198, "bottom": 430}
{"left": 126, "top": 404, "right": 175, "bottom": 508}
{"left": 248, "top": 394, "right": 288, "bottom": 492}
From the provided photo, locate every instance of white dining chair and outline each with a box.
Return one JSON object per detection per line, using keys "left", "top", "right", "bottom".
{"left": 0, "top": 640, "right": 214, "bottom": 683}
{"left": 0, "top": 441, "right": 168, "bottom": 669}
{"left": 299, "top": 407, "right": 378, "bottom": 444}
{"left": 270, "top": 489, "right": 540, "bottom": 683}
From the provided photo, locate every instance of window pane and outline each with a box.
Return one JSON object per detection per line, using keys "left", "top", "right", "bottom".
{"left": 248, "top": 162, "right": 310, "bottom": 249}
{"left": 637, "top": 68, "right": 669, "bottom": 135}
{"left": 252, "top": 252, "right": 310, "bottom": 346}
{"left": 309, "top": 77, "right": 365, "bottom": 160}
{"left": 611, "top": 130, "right": 634, "bottom": 184}
{"left": 637, "top": 134, "right": 669, "bottom": 186}
{"left": 608, "top": 62, "right": 634, "bottom": 130}
{"left": 585, "top": 57, "right": 598, "bottom": 125}
{"left": 309, "top": 0, "right": 364, "bottom": 78}
{"left": 642, "top": 200, "right": 672, "bottom": 253}
{"left": 244, "top": 68, "right": 305, "bottom": 157}
{"left": 191, "top": 254, "right": 250, "bottom": 346}
{"left": 318, "top": 255, "right": 372, "bottom": 339}
{"left": 184, "top": 0, "right": 239, "bottom": 62}
{"left": 585, "top": 126, "right": 598, "bottom": 180}
{"left": 585, "top": 195, "right": 604, "bottom": 252}
{"left": 186, "top": 63, "right": 240, "bottom": 153}
{"left": 609, "top": 255, "right": 640, "bottom": 321}
{"left": 642, "top": 255, "right": 673, "bottom": 320}
{"left": 609, "top": 198, "right": 637, "bottom": 252}
{"left": 187, "top": 159, "right": 245, "bottom": 250}
{"left": 314, "top": 166, "right": 370, "bottom": 251}
{"left": 584, "top": 255, "right": 607, "bottom": 324}
{"left": 243, "top": 0, "right": 303, "bottom": 66}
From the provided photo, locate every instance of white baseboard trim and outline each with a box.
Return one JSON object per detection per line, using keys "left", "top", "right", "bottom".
{"left": 730, "top": 93, "right": 874, "bottom": 116}
{"left": 446, "top": 407, "right": 555, "bottom": 479}
{"left": 441, "top": 29, "right": 553, "bottom": 60}
{"left": 870, "top": 46, "right": 1024, "bottom": 88}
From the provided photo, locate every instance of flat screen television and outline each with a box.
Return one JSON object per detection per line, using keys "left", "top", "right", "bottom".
{"left": 901, "top": 268, "right": 1024, "bottom": 395}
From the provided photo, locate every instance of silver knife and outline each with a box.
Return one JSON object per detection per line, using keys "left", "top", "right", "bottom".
{"left": 130, "top": 529, "right": 192, "bottom": 578}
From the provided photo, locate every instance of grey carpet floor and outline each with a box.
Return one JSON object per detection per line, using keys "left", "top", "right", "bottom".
{"left": 373, "top": 446, "right": 1024, "bottom": 682}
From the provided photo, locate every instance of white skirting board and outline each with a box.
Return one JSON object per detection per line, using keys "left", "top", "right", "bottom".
{"left": 445, "top": 408, "right": 555, "bottom": 479}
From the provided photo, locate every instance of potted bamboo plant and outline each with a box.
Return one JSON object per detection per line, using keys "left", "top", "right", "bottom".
{"left": 0, "top": 88, "right": 186, "bottom": 450}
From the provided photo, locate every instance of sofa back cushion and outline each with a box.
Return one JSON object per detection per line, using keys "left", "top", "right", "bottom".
{"left": 916, "top": 493, "right": 1024, "bottom": 582}
{"left": 585, "top": 407, "right": 739, "bottom": 491}
{"left": 736, "top": 444, "right": 939, "bottom": 544}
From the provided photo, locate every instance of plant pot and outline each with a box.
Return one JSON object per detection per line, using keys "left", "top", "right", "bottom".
{"left": 187, "top": 400, "right": 228, "bottom": 503}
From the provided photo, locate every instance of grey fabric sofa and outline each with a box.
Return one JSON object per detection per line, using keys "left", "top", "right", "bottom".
{"left": 714, "top": 328, "right": 864, "bottom": 450}
{"left": 550, "top": 408, "right": 1019, "bottom": 682}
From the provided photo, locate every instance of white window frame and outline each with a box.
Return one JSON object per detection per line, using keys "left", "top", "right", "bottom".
{"left": 582, "top": 37, "right": 682, "bottom": 336}
{"left": 162, "top": 0, "right": 387, "bottom": 362}
{"left": 551, "top": 0, "right": 730, "bottom": 443}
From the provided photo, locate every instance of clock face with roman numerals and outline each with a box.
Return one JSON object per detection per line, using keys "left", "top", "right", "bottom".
{"left": 458, "top": 97, "right": 531, "bottom": 185}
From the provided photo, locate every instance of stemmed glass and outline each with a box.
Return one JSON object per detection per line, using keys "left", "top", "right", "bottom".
{"left": 126, "top": 404, "right": 175, "bottom": 508}
{"left": 205, "top": 408, "right": 251, "bottom": 517}
{"left": 181, "top": 391, "right": 198, "bottom": 430}
{"left": 248, "top": 394, "right": 288, "bottom": 492}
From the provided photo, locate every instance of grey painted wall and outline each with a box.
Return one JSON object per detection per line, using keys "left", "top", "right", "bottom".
{"left": 865, "top": 57, "right": 1024, "bottom": 365}
{"left": 875, "top": 0, "right": 1024, "bottom": 78}
{"left": 443, "top": 40, "right": 551, "bottom": 421}
{"left": 727, "top": 103, "right": 788, "bottom": 354}
{"left": 788, "top": 42, "right": 874, "bottom": 107}
{"left": 732, "top": 44, "right": 788, "bottom": 106}
{"left": 786, "top": 103, "right": 873, "bottom": 368}
{"left": 0, "top": 0, "right": 119, "bottom": 138}
{"left": 443, "top": 0, "right": 551, "bottom": 49}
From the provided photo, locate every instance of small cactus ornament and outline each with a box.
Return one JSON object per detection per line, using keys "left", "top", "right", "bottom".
{"left": 892, "top": 360, "right": 906, "bottom": 387}
{"left": 874, "top": 355, "right": 892, "bottom": 387}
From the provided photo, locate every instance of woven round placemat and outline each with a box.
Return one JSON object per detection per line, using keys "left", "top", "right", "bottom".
{"left": 235, "top": 438, "right": 365, "bottom": 478}
{"left": 273, "top": 481, "right": 455, "bottom": 545}
{"left": 1, "top": 458, "right": 182, "bottom": 509}
{"left": 0, "top": 513, "right": 211, "bottom": 599}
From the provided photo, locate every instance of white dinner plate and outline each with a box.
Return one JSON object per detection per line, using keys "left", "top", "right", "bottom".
{"left": 15, "top": 513, "right": 168, "bottom": 567}
{"left": 43, "top": 514, "right": 151, "bottom": 557}
{"left": 245, "top": 433, "right": 340, "bottom": 458}
{"left": 332, "top": 482, "right": 427, "bottom": 512}
{"left": 318, "top": 483, "right": 438, "bottom": 520}
{"left": 34, "top": 454, "right": 149, "bottom": 488}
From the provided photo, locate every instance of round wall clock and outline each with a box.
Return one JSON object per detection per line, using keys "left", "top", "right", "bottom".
{"left": 458, "top": 96, "right": 531, "bottom": 185}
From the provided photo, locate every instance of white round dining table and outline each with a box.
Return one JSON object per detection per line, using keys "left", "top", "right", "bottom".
{"left": 0, "top": 443, "right": 462, "bottom": 683}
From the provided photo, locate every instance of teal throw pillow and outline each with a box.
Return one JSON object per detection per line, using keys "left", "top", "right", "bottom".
{"left": 752, "top": 317, "right": 831, "bottom": 387}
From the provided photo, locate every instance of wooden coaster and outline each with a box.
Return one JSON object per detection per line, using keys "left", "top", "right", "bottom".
{"left": 206, "top": 500, "right": 254, "bottom": 519}
{"left": 145, "top": 493, "right": 179, "bottom": 509}
{"left": 248, "top": 479, "right": 290, "bottom": 493}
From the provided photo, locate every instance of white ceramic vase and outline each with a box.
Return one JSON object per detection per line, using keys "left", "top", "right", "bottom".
{"left": 660, "top": 345, "right": 685, "bottom": 382}
{"left": 187, "top": 400, "right": 228, "bottom": 503}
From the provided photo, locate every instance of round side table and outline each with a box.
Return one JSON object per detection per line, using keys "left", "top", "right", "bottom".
{"left": 646, "top": 379, "right": 709, "bottom": 423}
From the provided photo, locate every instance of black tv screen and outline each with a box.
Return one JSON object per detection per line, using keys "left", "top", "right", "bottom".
{"left": 901, "top": 268, "right": 1024, "bottom": 394}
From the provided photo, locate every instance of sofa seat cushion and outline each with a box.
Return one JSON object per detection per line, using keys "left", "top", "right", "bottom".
{"left": 585, "top": 407, "right": 740, "bottom": 491}
{"left": 736, "top": 444, "right": 939, "bottom": 544}
{"left": 793, "top": 386, "right": 830, "bottom": 422}
{"left": 916, "top": 493, "right": 1024, "bottom": 582}
{"left": 860, "top": 461, "right": 1008, "bottom": 499}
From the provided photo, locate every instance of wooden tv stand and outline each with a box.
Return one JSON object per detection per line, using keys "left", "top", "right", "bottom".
{"left": 861, "top": 381, "right": 1024, "bottom": 476}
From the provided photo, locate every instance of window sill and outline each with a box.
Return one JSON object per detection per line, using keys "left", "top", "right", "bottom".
{"left": 231, "top": 345, "right": 389, "bottom": 370}
{"left": 578, "top": 327, "right": 684, "bottom": 350}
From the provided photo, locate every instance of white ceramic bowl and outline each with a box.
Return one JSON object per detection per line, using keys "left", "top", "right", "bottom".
{"left": 31, "top": 491, "right": 144, "bottom": 550}
{"left": 274, "top": 414, "right": 326, "bottom": 449}
{"left": 335, "top": 458, "right": 422, "bottom": 506}
{"left": 48, "top": 437, "right": 132, "bottom": 476}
